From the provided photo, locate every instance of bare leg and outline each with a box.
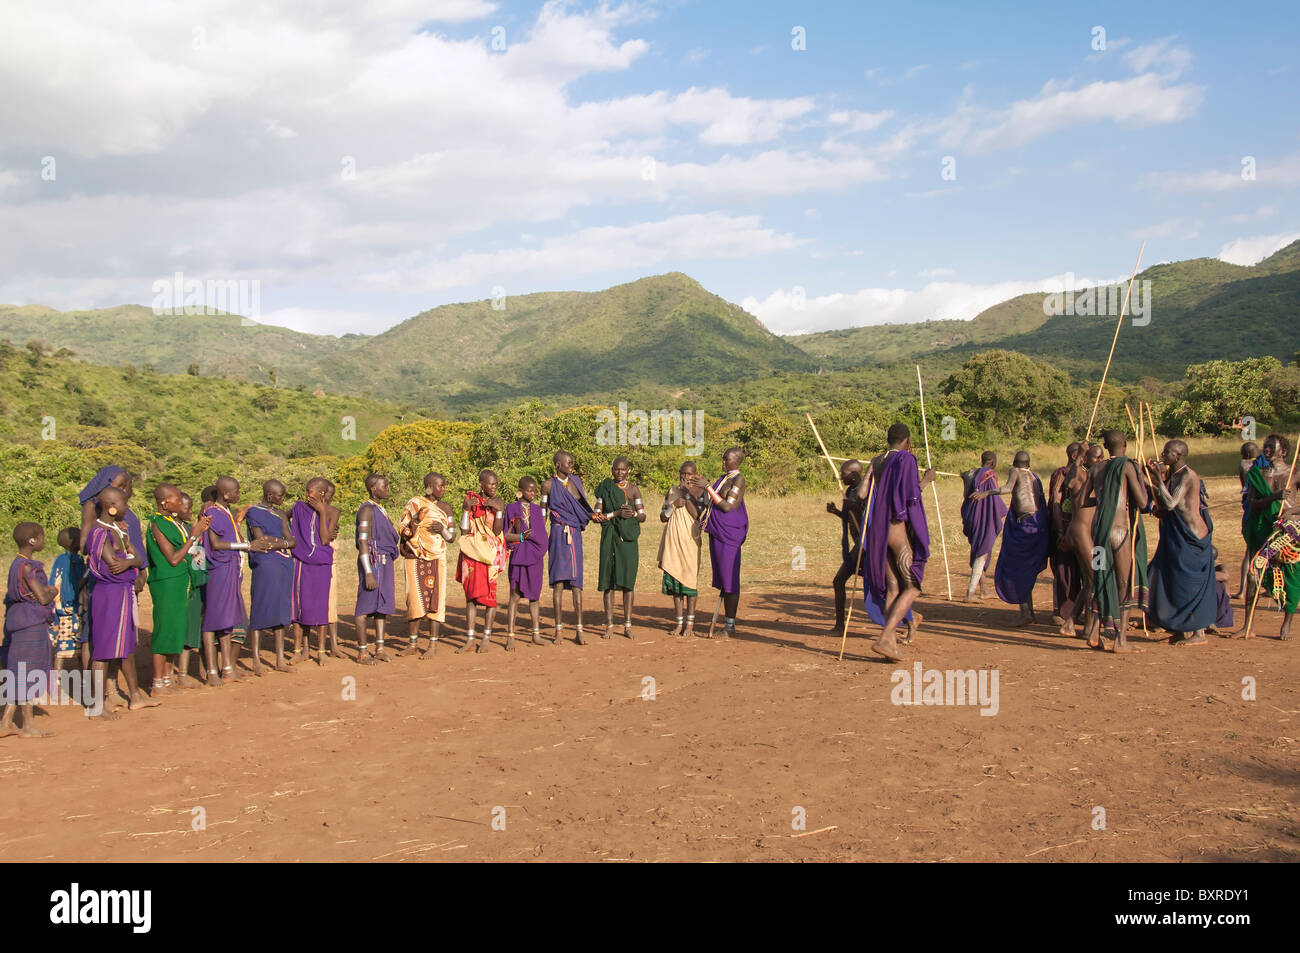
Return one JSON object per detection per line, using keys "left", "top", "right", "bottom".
{"left": 623, "top": 589, "right": 634, "bottom": 638}
{"left": 552, "top": 583, "right": 565, "bottom": 642}
{"left": 124, "top": 654, "right": 160, "bottom": 710}
{"left": 249, "top": 629, "right": 264, "bottom": 675}
{"left": 528, "top": 599, "right": 540, "bottom": 642}
{"left": 219, "top": 633, "right": 242, "bottom": 679}
{"left": 202, "top": 632, "right": 220, "bottom": 687}
{"left": 573, "top": 588, "right": 586, "bottom": 644}
{"left": 151, "top": 654, "right": 169, "bottom": 695}
{"left": 669, "top": 595, "right": 684, "bottom": 636}
{"left": 374, "top": 617, "right": 390, "bottom": 661}
{"left": 273, "top": 626, "right": 293, "bottom": 673}
{"left": 684, "top": 595, "right": 698, "bottom": 637}
{"left": 602, "top": 590, "right": 616, "bottom": 638}
{"left": 873, "top": 524, "right": 917, "bottom": 661}
{"left": 355, "top": 613, "right": 375, "bottom": 664}
{"left": 1232, "top": 551, "right": 1248, "bottom": 598}
{"left": 478, "top": 604, "right": 497, "bottom": 653}
{"left": 459, "top": 604, "right": 479, "bottom": 653}
{"left": 11, "top": 703, "right": 51, "bottom": 738}
{"left": 965, "top": 553, "right": 988, "bottom": 602}
{"left": 399, "top": 617, "right": 422, "bottom": 656}
{"left": 507, "top": 589, "right": 520, "bottom": 636}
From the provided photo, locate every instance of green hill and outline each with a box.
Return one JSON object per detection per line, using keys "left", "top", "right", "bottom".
{"left": 0, "top": 303, "right": 351, "bottom": 385}
{"left": 786, "top": 241, "right": 1300, "bottom": 379}
{"left": 0, "top": 274, "right": 816, "bottom": 413}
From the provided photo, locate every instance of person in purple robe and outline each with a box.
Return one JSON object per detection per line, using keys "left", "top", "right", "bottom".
{"left": 993, "top": 452, "right": 1050, "bottom": 626}
{"left": 77, "top": 465, "right": 147, "bottom": 648}
{"left": 1, "top": 523, "right": 56, "bottom": 736}
{"left": 694, "top": 447, "right": 749, "bottom": 638}
{"left": 244, "top": 480, "right": 295, "bottom": 673}
{"left": 291, "top": 478, "right": 335, "bottom": 664}
{"left": 505, "top": 476, "right": 549, "bottom": 647}
{"left": 84, "top": 485, "right": 157, "bottom": 716}
{"left": 856, "top": 424, "right": 934, "bottom": 661}
{"left": 543, "top": 451, "right": 593, "bottom": 644}
{"left": 202, "top": 476, "right": 261, "bottom": 685}
{"left": 355, "top": 474, "right": 399, "bottom": 663}
{"left": 960, "top": 451, "right": 1008, "bottom": 602}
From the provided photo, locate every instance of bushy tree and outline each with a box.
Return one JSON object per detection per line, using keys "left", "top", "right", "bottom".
{"left": 1171, "top": 357, "right": 1280, "bottom": 435}
{"left": 940, "top": 350, "right": 1081, "bottom": 440}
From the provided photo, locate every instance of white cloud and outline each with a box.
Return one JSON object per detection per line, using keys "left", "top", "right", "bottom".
{"left": 1217, "top": 232, "right": 1300, "bottom": 266}
{"left": 944, "top": 72, "right": 1203, "bottom": 154}
{"left": 1123, "top": 37, "right": 1194, "bottom": 78}
{"left": 747, "top": 272, "right": 1128, "bottom": 335}
{"left": 827, "top": 109, "right": 895, "bottom": 134}
{"left": 1150, "top": 153, "right": 1300, "bottom": 192}
{"left": 366, "top": 213, "right": 806, "bottom": 295}
{"left": 1131, "top": 217, "right": 1202, "bottom": 240}
{"left": 1224, "top": 206, "right": 1277, "bottom": 224}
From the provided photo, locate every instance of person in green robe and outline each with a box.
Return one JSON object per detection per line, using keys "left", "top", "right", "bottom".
{"left": 1084, "top": 430, "right": 1151, "bottom": 654}
{"left": 175, "top": 491, "right": 211, "bottom": 687}
{"left": 1243, "top": 433, "right": 1293, "bottom": 615}
{"left": 593, "top": 457, "right": 645, "bottom": 639}
{"left": 146, "top": 484, "right": 200, "bottom": 695}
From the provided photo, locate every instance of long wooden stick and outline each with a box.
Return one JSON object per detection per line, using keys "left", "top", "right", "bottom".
{"left": 806, "top": 413, "right": 843, "bottom": 490}
{"left": 826, "top": 455, "right": 959, "bottom": 477}
{"left": 839, "top": 477, "right": 876, "bottom": 661}
{"left": 1085, "top": 241, "right": 1146, "bottom": 439}
{"left": 916, "top": 365, "right": 953, "bottom": 601}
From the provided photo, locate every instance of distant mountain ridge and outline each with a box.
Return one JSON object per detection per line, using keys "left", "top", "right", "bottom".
{"left": 787, "top": 239, "right": 1300, "bottom": 378}
{"left": 0, "top": 273, "right": 816, "bottom": 412}
{"left": 3, "top": 241, "right": 1297, "bottom": 414}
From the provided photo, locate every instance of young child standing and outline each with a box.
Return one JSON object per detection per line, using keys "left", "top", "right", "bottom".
{"left": 49, "top": 527, "right": 87, "bottom": 673}
{"left": 457, "top": 470, "right": 507, "bottom": 653}
{"left": 85, "top": 486, "right": 157, "bottom": 717}
{"left": 504, "top": 477, "right": 548, "bottom": 647}
{"left": 1, "top": 523, "right": 56, "bottom": 737}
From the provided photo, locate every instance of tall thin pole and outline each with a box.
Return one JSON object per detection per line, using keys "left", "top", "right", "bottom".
{"left": 916, "top": 365, "right": 952, "bottom": 601}
{"left": 1086, "top": 242, "right": 1146, "bottom": 439}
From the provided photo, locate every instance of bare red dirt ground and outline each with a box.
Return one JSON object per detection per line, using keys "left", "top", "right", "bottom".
{"left": 2, "top": 533, "right": 1296, "bottom": 862}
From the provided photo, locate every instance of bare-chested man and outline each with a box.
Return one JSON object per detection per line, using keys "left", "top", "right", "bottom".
{"left": 1061, "top": 444, "right": 1105, "bottom": 636}
{"left": 826, "top": 458, "right": 866, "bottom": 634}
{"left": 853, "top": 423, "right": 935, "bottom": 661}
{"left": 1082, "top": 430, "right": 1151, "bottom": 653}
{"left": 1047, "top": 442, "right": 1084, "bottom": 624}
{"left": 992, "top": 451, "right": 1049, "bottom": 626}
{"left": 1144, "top": 440, "right": 1216, "bottom": 646}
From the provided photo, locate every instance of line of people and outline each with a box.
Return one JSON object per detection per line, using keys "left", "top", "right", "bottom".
{"left": 0, "top": 450, "right": 751, "bottom": 736}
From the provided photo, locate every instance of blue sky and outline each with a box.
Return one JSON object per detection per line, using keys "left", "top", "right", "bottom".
{"left": 0, "top": 0, "right": 1295, "bottom": 335}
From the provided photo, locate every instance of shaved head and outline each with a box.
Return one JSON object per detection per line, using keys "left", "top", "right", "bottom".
{"left": 98, "top": 485, "right": 127, "bottom": 516}
{"left": 13, "top": 522, "right": 42, "bottom": 546}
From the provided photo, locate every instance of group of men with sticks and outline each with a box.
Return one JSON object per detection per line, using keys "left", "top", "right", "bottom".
{"left": 819, "top": 414, "right": 1299, "bottom": 657}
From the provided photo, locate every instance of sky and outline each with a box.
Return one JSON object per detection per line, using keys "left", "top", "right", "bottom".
{"left": 1, "top": 0, "right": 1296, "bottom": 337}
